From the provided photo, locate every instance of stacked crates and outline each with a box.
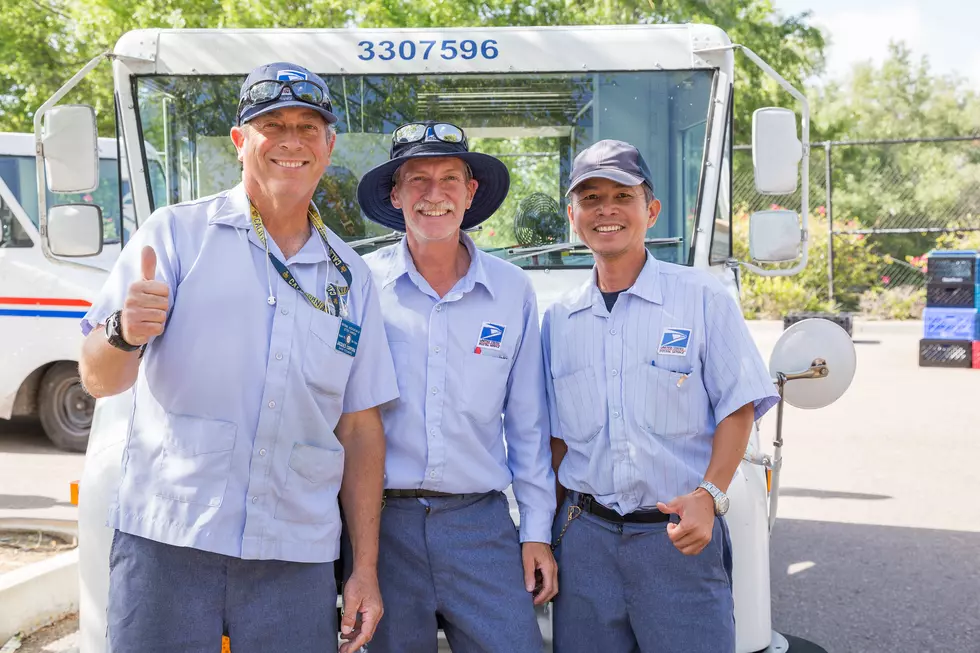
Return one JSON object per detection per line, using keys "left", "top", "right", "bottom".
{"left": 919, "top": 250, "right": 980, "bottom": 368}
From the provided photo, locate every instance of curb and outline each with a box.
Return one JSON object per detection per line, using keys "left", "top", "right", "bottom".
{"left": 0, "top": 520, "right": 79, "bottom": 644}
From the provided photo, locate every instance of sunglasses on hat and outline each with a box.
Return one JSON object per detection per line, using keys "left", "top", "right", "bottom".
{"left": 237, "top": 79, "right": 333, "bottom": 122}
{"left": 391, "top": 122, "right": 467, "bottom": 156}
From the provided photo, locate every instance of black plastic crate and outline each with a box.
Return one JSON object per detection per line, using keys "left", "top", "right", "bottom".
{"left": 918, "top": 339, "right": 973, "bottom": 368}
{"left": 926, "top": 253, "right": 977, "bottom": 285}
{"left": 926, "top": 283, "right": 977, "bottom": 308}
{"left": 783, "top": 312, "right": 853, "bottom": 337}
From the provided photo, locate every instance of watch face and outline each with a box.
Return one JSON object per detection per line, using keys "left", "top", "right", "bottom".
{"left": 717, "top": 494, "right": 731, "bottom": 515}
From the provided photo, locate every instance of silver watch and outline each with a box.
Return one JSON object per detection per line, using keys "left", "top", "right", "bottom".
{"left": 697, "top": 480, "right": 730, "bottom": 516}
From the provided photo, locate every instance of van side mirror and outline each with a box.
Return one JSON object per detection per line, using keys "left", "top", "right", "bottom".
{"left": 47, "top": 204, "right": 103, "bottom": 257}
{"left": 749, "top": 209, "right": 801, "bottom": 263}
{"left": 42, "top": 105, "right": 100, "bottom": 193}
{"left": 751, "top": 107, "right": 802, "bottom": 195}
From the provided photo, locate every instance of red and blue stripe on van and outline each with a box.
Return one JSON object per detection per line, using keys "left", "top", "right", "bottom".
{"left": 0, "top": 297, "right": 91, "bottom": 318}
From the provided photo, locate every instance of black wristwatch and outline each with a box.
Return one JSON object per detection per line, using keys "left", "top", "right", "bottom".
{"left": 105, "top": 310, "right": 142, "bottom": 352}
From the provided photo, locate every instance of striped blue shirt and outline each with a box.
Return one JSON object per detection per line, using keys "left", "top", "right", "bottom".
{"left": 364, "top": 235, "right": 556, "bottom": 543}
{"left": 542, "top": 253, "right": 779, "bottom": 515}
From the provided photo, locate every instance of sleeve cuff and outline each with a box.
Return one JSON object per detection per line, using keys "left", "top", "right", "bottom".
{"left": 518, "top": 509, "right": 555, "bottom": 544}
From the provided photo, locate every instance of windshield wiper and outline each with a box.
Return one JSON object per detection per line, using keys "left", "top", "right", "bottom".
{"left": 348, "top": 231, "right": 403, "bottom": 250}
{"left": 505, "top": 237, "right": 682, "bottom": 263}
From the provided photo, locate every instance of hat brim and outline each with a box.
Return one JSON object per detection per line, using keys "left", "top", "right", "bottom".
{"left": 356, "top": 152, "right": 510, "bottom": 232}
{"left": 241, "top": 100, "right": 339, "bottom": 125}
{"left": 566, "top": 168, "right": 646, "bottom": 196}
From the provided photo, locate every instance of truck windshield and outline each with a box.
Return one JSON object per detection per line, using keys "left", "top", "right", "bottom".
{"left": 136, "top": 70, "right": 714, "bottom": 267}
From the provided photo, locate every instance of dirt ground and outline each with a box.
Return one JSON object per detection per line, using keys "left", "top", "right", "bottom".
{"left": 0, "top": 530, "right": 76, "bottom": 574}
{"left": 4, "top": 614, "right": 79, "bottom": 653}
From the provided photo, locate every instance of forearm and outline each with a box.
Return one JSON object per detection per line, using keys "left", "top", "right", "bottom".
{"left": 79, "top": 329, "right": 142, "bottom": 399}
{"left": 703, "top": 402, "right": 755, "bottom": 492}
{"left": 550, "top": 437, "right": 568, "bottom": 507}
{"left": 338, "top": 416, "right": 385, "bottom": 574}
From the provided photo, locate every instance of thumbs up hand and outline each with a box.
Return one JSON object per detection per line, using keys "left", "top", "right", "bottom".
{"left": 121, "top": 246, "right": 171, "bottom": 346}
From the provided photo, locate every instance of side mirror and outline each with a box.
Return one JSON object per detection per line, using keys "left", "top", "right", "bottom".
{"left": 751, "top": 107, "right": 802, "bottom": 195}
{"left": 42, "top": 105, "right": 99, "bottom": 193}
{"left": 749, "top": 209, "right": 801, "bottom": 263}
{"left": 47, "top": 204, "right": 103, "bottom": 257}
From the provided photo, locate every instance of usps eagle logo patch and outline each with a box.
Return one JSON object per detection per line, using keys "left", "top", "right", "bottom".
{"left": 658, "top": 328, "right": 692, "bottom": 356}
{"left": 477, "top": 322, "right": 506, "bottom": 350}
{"left": 277, "top": 69, "right": 308, "bottom": 81}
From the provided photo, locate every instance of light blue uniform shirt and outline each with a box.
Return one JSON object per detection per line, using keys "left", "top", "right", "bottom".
{"left": 363, "top": 235, "right": 556, "bottom": 543}
{"left": 81, "top": 183, "right": 399, "bottom": 563}
{"left": 542, "top": 253, "right": 779, "bottom": 515}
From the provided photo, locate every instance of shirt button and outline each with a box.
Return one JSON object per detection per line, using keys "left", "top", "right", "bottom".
{"left": 429, "top": 429, "right": 436, "bottom": 436}
{"left": 251, "top": 496, "right": 258, "bottom": 504}
{"left": 431, "top": 387, "right": 438, "bottom": 395}
{"left": 613, "top": 411, "right": 621, "bottom": 418}
{"left": 281, "top": 307, "right": 289, "bottom": 315}
{"left": 610, "top": 328, "right": 617, "bottom": 335}
{"left": 429, "top": 471, "right": 437, "bottom": 479}
{"left": 259, "top": 449, "right": 267, "bottom": 456}
{"left": 275, "top": 353, "right": 283, "bottom": 361}
{"left": 434, "top": 346, "right": 441, "bottom": 353}
{"left": 435, "top": 305, "right": 442, "bottom": 312}
{"left": 268, "top": 400, "right": 276, "bottom": 409}
{"left": 612, "top": 369, "right": 619, "bottom": 376}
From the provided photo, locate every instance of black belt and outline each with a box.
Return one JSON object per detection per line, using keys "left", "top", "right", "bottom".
{"left": 572, "top": 492, "right": 670, "bottom": 524}
{"left": 384, "top": 489, "right": 490, "bottom": 500}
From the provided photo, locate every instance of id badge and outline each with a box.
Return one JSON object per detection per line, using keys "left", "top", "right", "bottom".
{"left": 336, "top": 319, "right": 361, "bottom": 357}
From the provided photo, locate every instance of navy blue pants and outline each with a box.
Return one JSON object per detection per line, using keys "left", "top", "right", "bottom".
{"left": 107, "top": 530, "right": 338, "bottom": 653}
{"left": 369, "top": 491, "right": 543, "bottom": 652}
{"left": 552, "top": 497, "right": 735, "bottom": 653}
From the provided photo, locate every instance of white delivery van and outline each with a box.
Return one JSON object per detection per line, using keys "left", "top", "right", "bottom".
{"left": 33, "top": 24, "right": 850, "bottom": 652}
{"left": 0, "top": 132, "right": 165, "bottom": 451}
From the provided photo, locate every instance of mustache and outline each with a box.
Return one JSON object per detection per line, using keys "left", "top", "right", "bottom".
{"left": 413, "top": 201, "right": 456, "bottom": 213}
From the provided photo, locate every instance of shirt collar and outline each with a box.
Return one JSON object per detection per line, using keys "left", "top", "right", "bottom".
{"left": 383, "top": 231, "right": 495, "bottom": 299}
{"left": 567, "top": 250, "right": 663, "bottom": 315}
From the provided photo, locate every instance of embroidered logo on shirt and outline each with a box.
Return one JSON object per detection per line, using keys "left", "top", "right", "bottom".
{"left": 475, "top": 322, "right": 506, "bottom": 353}
{"left": 658, "top": 328, "right": 692, "bottom": 356}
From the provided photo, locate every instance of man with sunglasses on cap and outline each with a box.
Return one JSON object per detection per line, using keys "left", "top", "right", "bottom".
{"left": 78, "top": 62, "right": 397, "bottom": 653}
{"left": 542, "top": 140, "right": 779, "bottom": 653}
{"left": 354, "top": 121, "right": 557, "bottom": 652}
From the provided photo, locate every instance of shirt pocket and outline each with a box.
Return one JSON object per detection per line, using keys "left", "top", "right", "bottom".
{"left": 274, "top": 442, "right": 345, "bottom": 525}
{"left": 552, "top": 367, "right": 603, "bottom": 443}
{"left": 304, "top": 311, "right": 354, "bottom": 414}
{"left": 638, "top": 365, "right": 703, "bottom": 440}
{"left": 462, "top": 353, "right": 511, "bottom": 424}
{"left": 154, "top": 413, "right": 237, "bottom": 507}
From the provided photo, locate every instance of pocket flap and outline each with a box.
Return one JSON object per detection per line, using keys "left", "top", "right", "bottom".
{"left": 309, "top": 311, "right": 342, "bottom": 346}
{"left": 163, "top": 413, "right": 237, "bottom": 456}
{"left": 288, "top": 443, "right": 344, "bottom": 485}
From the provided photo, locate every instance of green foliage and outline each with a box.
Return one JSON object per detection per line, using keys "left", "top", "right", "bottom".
{"left": 859, "top": 286, "right": 925, "bottom": 320}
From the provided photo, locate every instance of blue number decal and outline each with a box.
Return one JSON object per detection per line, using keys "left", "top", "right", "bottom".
{"left": 481, "top": 39, "right": 499, "bottom": 59}
{"left": 379, "top": 41, "right": 396, "bottom": 61}
{"left": 420, "top": 40, "right": 436, "bottom": 59}
{"left": 441, "top": 40, "right": 458, "bottom": 60}
{"left": 357, "top": 41, "right": 375, "bottom": 60}
{"left": 399, "top": 41, "right": 416, "bottom": 60}
{"left": 460, "top": 40, "right": 477, "bottom": 60}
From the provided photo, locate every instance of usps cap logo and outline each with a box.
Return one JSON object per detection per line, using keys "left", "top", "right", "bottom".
{"left": 277, "top": 69, "right": 308, "bottom": 81}
{"left": 478, "top": 322, "right": 506, "bottom": 349}
{"left": 658, "top": 328, "right": 692, "bottom": 356}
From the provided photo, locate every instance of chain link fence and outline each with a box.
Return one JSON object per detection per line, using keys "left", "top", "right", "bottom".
{"left": 733, "top": 136, "right": 980, "bottom": 316}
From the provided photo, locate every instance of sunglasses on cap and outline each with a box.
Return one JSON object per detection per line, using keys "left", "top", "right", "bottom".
{"left": 237, "top": 79, "right": 333, "bottom": 121}
{"left": 391, "top": 122, "right": 467, "bottom": 155}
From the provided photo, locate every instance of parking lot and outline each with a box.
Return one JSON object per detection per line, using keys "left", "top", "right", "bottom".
{"left": 1, "top": 320, "right": 978, "bottom": 652}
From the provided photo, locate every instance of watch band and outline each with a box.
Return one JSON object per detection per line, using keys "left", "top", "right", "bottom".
{"left": 105, "top": 310, "right": 142, "bottom": 352}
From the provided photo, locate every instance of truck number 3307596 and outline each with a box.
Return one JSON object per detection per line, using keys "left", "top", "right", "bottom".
{"left": 357, "top": 39, "right": 500, "bottom": 61}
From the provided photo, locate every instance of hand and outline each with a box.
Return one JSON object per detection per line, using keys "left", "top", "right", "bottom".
{"left": 121, "top": 246, "right": 169, "bottom": 346}
{"left": 522, "top": 541, "right": 558, "bottom": 605}
{"left": 339, "top": 568, "right": 383, "bottom": 653}
{"left": 657, "top": 490, "right": 715, "bottom": 556}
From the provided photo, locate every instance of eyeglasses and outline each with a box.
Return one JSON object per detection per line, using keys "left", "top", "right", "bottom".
{"left": 237, "top": 79, "right": 333, "bottom": 121}
{"left": 391, "top": 122, "right": 467, "bottom": 154}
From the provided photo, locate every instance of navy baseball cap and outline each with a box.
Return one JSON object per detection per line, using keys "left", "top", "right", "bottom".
{"left": 566, "top": 139, "right": 655, "bottom": 196}
{"left": 237, "top": 62, "right": 338, "bottom": 126}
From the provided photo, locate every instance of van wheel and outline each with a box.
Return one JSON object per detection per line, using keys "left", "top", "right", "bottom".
{"left": 38, "top": 362, "right": 93, "bottom": 453}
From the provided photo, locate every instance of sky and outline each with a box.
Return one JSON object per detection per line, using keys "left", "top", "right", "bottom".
{"left": 769, "top": 0, "right": 980, "bottom": 88}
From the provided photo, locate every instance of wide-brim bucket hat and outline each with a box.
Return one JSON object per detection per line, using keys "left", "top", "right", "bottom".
{"left": 356, "top": 122, "right": 510, "bottom": 232}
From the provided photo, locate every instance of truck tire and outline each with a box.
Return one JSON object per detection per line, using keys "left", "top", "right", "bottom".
{"left": 38, "top": 362, "right": 93, "bottom": 453}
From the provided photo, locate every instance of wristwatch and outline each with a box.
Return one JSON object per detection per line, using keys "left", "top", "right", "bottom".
{"left": 104, "top": 310, "right": 142, "bottom": 352}
{"left": 697, "top": 480, "right": 730, "bottom": 516}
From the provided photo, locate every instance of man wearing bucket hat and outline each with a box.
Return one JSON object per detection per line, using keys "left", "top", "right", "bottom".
{"left": 356, "top": 121, "right": 557, "bottom": 651}
{"left": 542, "top": 139, "right": 779, "bottom": 652}
{"left": 78, "top": 62, "right": 397, "bottom": 653}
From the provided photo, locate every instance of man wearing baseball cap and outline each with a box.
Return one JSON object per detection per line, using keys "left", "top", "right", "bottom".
{"left": 355, "top": 121, "right": 557, "bottom": 651}
{"left": 79, "top": 62, "right": 397, "bottom": 653}
{"left": 542, "top": 140, "right": 779, "bottom": 652}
